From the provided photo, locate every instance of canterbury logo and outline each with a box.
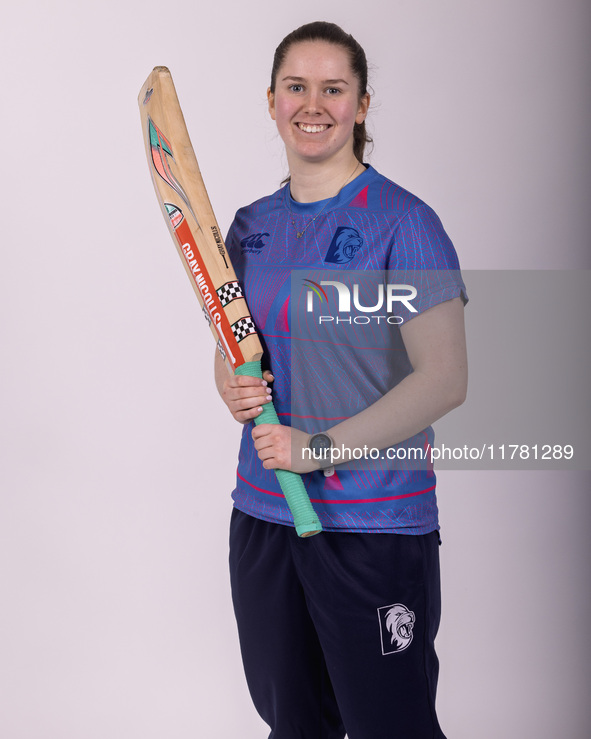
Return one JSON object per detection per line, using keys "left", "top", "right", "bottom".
{"left": 241, "top": 232, "right": 269, "bottom": 251}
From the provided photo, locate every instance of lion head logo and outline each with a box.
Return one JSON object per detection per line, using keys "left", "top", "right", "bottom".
{"left": 324, "top": 226, "right": 364, "bottom": 264}
{"left": 378, "top": 603, "right": 415, "bottom": 654}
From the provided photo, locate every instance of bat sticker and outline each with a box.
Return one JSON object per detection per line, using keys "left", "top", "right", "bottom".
{"left": 159, "top": 197, "right": 242, "bottom": 366}
{"left": 232, "top": 316, "right": 257, "bottom": 343}
{"left": 202, "top": 305, "right": 211, "bottom": 325}
{"left": 165, "top": 203, "right": 184, "bottom": 229}
{"left": 217, "top": 281, "right": 244, "bottom": 307}
{"left": 211, "top": 225, "right": 229, "bottom": 268}
{"left": 148, "top": 117, "right": 194, "bottom": 217}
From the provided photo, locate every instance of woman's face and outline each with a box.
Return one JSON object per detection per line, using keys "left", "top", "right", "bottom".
{"left": 268, "top": 40, "right": 369, "bottom": 168}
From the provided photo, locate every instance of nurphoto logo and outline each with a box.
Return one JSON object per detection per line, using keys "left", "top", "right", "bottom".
{"left": 304, "top": 279, "right": 418, "bottom": 325}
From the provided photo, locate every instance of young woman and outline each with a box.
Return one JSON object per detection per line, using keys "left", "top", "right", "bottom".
{"left": 215, "top": 21, "right": 467, "bottom": 739}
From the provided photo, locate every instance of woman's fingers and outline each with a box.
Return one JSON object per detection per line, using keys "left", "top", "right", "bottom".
{"left": 251, "top": 424, "right": 292, "bottom": 469}
{"left": 222, "top": 374, "right": 273, "bottom": 424}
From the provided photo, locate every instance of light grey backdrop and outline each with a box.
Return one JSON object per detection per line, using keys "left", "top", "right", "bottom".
{"left": 1, "top": 1, "right": 589, "bottom": 737}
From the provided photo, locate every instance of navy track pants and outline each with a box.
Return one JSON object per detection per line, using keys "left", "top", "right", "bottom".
{"left": 229, "top": 508, "right": 447, "bottom": 739}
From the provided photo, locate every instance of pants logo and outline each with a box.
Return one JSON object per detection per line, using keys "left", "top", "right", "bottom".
{"left": 377, "top": 603, "right": 416, "bottom": 655}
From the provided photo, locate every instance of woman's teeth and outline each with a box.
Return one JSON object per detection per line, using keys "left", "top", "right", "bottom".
{"left": 297, "top": 124, "right": 328, "bottom": 133}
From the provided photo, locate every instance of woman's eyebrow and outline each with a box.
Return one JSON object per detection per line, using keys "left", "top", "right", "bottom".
{"left": 281, "top": 75, "right": 350, "bottom": 86}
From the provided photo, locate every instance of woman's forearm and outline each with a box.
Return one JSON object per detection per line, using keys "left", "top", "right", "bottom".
{"left": 324, "top": 297, "right": 467, "bottom": 461}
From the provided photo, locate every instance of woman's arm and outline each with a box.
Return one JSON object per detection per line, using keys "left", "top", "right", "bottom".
{"left": 252, "top": 297, "right": 467, "bottom": 472}
{"left": 329, "top": 295, "right": 467, "bottom": 451}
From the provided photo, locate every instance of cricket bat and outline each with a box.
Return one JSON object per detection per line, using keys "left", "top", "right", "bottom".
{"left": 138, "top": 66, "right": 322, "bottom": 537}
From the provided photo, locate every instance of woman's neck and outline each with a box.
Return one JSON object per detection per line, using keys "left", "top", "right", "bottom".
{"left": 288, "top": 157, "right": 364, "bottom": 203}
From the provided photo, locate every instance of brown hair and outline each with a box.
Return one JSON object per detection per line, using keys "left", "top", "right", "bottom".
{"left": 270, "top": 21, "right": 372, "bottom": 163}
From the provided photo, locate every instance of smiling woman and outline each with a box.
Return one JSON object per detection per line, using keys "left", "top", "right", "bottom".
{"left": 267, "top": 40, "right": 369, "bottom": 190}
{"left": 214, "top": 20, "right": 467, "bottom": 739}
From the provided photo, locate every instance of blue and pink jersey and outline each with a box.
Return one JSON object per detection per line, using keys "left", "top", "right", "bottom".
{"left": 226, "top": 165, "right": 466, "bottom": 533}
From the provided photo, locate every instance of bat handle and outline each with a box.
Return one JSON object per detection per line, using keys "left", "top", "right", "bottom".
{"left": 235, "top": 361, "right": 323, "bottom": 538}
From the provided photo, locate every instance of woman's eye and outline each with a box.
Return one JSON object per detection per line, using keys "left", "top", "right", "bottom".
{"left": 289, "top": 84, "right": 303, "bottom": 93}
{"left": 326, "top": 88, "right": 341, "bottom": 95}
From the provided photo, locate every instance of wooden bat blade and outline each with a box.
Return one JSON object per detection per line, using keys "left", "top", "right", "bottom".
{"left": 138, "top": 66, "right": 262, "bottom": 372}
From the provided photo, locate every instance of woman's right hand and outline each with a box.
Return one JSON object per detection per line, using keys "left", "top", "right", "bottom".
{"left": 219, "top": 368, "right": 275, "bottom": 425}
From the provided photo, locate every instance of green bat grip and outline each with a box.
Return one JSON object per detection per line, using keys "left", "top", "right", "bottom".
{"left": 235, "top": 360, "right": 322, "bottom": 537}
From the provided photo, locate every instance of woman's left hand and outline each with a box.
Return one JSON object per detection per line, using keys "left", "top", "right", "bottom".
{"left": 251, "top": 424, "right": 318, "bottom": 474}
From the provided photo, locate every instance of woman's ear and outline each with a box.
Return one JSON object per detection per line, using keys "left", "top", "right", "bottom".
{"left": 356, "top": 92, "right": 370, "bottom": 125}
{"left": 267, "top": 87, "right": 276, "bottom": 121}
